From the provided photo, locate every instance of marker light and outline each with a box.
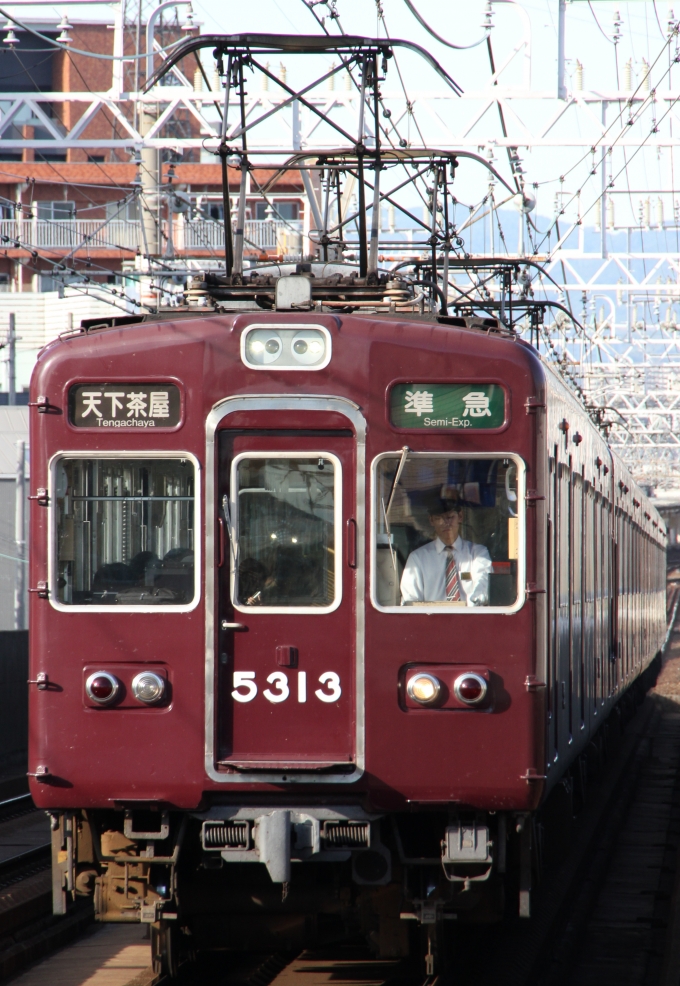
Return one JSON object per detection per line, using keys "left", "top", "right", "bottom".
{"left": 407, "top": 673, "right": 441, "bottom": 706}
{"left": 453, "top": 673, "right": 488, "bottom": 706}
{"left": 131, "top": 671, "right": 165, "bottom": 705}
{"left": 86, "top": 672, "right": 119, "bottom": 705}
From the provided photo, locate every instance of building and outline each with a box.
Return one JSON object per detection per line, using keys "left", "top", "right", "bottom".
{"left": 0, "top": 407, "right": 28, "bottom": 631}
{"left": 0, "top": 18, "right": 308, "bottom": 391}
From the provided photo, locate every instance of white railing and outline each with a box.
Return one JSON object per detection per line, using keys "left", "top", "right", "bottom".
{"left": 0, "top": 219, "right": 305, "bottom": 254}
{"left": 0, "top": 219, "right": 140, "bottom": 251}
{"left": 180, "top": 219, "right": 303, "bottom": 252}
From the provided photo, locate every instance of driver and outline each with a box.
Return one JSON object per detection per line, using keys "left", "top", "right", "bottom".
{"left": 400, "top": 489, "right": 492, "bottom": 606}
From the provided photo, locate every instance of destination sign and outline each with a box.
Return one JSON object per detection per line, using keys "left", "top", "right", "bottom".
{"left": 69, "top": 384, "right": 181, "bottom": 429}
{"left": 390, "top": 383, "right": 505, "bottom": 430}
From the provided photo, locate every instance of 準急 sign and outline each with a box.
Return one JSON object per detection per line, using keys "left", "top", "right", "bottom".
{"left": 69, "top": 384, "right": 181, "bottom": 429}
{"left": 390, "top": 383, "right": 505, "bottom": 429}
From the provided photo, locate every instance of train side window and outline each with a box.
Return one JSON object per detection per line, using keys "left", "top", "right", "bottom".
{"left": 230, "top": 454, "right": 340, "bottom": 612}
{"left": 371, "top": 452, "right": 525, "bottom": 613}
{"left": 52, "top": 456, "right": 198, "bottom": 609}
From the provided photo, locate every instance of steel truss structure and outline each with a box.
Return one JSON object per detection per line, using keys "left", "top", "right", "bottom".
{"left": 4, "top": 3, "right": 680, "bottom": 490}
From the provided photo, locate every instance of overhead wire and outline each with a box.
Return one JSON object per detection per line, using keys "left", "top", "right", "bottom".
{"left": 0, "top": 7, "right": 184, "bottom": 61}
{"left": 534, "top": 24, "right": 679, "bottom": 190}
{"left": 587, "top": 2, "right": 614, "bottom": 44}
{"left": 401, "top": 0, "right": 489, "bottom": 50}
{"left": 534, "top": 27, "right": 680, "bottom": 260}
{"left": 297, "top": 0, "right": 446, "bottom": 252}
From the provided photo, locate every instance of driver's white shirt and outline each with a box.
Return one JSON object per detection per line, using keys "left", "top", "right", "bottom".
{"left": 400, "top": 535, "right": 492, "bottom": 606}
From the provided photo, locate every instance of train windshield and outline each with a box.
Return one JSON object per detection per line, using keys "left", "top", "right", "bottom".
{"left": 373, "top": 453, "right": 522, "bottom": 611}
{"left": 231, "top": 454, "right": 339, "bottom": 611}
{"left": 53, "top": 457, "right": 196, "bottom": 607}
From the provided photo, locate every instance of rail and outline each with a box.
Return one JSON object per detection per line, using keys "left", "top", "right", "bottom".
{"left": 0, "top": 793, "right": 32, "bottom": 818}
{"left": 0, "top": 843, "right": 50, "bottom": 877}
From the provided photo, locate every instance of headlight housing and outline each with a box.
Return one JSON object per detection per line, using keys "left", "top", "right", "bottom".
{"left": 242, "top": 325, "right": 331, "bottom": 370}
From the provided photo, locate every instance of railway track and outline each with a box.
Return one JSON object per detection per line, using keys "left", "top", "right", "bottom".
{"left": 0, "top": 793, "right": 93, "bottom": 983}
{"left": 0, "top": 794, "right": 51, "bottom": 893}
{"left": 475, "top": 573, "right": 680, "bottom": 986}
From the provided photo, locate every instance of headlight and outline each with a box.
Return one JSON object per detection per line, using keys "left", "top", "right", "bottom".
{"left": 291, "top": 330, "right": 326, "bottom": 365}
{"left": 453, "top": 673, "right": 487, "bottom": 705}
{"left": 406, "top": 672, "right": 441, "bottom": 706}
{"left": 245, "top": 330, "right": 282, "bottom": 365}
{"left": 86, "top": 671, "right": 119, "bottom": 705}
{"left": 241, "top": 325, "right": 330, "bottom": 370}
{"left": 131, "top": 671, "right": 165, "bottom": 705}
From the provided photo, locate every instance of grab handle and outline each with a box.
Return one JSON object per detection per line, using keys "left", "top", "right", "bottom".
{"left": 347, "top": 518, "right": 357, "bottom": 569}
{"left": 217, "top": 517, "right": 225, "bottom": 568}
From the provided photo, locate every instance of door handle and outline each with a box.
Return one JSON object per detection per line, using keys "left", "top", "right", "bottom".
{"left": 217, "top": 516, "right": 225, "bottom": 568}
{"left": 347, "top": 518, "right": 357, "bottom": 569}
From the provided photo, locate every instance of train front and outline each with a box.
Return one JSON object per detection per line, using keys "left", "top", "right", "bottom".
{"left": 28, "top": 301, "right": 547, "bottom": 972}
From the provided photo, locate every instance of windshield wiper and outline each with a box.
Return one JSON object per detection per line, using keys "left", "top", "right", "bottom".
{"left": 384, "top": 446, "right": 410, "bottom": 528}
{"left": 221, "top": 493, "right": 237, "bottom": 564}
{"left": 381, "top": 446, "right": 410, "bottom": 573}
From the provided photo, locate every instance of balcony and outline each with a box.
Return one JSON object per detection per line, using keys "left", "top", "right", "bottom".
{"left": 0, "top": 219, "right": 304, "bottom": 254}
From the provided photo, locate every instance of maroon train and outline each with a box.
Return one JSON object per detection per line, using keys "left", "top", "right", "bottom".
{"left": 28, "top": 297, "right": 666, "bottom": 973}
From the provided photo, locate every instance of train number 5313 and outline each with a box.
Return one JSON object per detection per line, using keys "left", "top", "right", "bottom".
{"left": 232, "top": 671, "right": 342, "bottom": 704}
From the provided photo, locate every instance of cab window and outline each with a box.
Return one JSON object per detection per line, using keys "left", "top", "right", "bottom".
{"left": 232, "top": 454, "right": 339, "bottom": 611}
{"left": 373, "top": 453, "right": 522, "bottom": 611}
{"left": 54, "top": 457, "right": 196, "bottom": 607}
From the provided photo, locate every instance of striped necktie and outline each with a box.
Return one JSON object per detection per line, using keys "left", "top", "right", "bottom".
{"left": 445, "top": 545, "right": 461, "bottom": 602}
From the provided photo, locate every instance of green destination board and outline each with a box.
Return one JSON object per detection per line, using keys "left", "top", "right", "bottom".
{"left": 390, "top": 383, "right": 505, "bottom": 430}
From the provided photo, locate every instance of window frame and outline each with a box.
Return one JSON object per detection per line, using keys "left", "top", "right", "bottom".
{"left": 48, "top": 450, "right": 201, "bottom": 614}
{"left": 370, "top": 450, "right": 526, "bottom": 615}
{"left": 37, "top": 200, "right": 76, "bottom": 221}
{"left": 229, "top": 450, "right": 343, "bottom": 616}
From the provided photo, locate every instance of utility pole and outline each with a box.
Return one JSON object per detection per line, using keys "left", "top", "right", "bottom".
{"left": 557, "top": 0, "right": 567, "bottom": 100}
{"left": 138, "top": 1, "right": 193, "bottom": 307}
{"left": 140, "top": 105, "right": 161, "bottom": 250}
{"left": 8, "top": 312, "right": 15, "bottom": 405}
{"left": 137, "top": 93, "right": 161, "bottom": 310}
{"left": 14, "top": 439, "right": 25, "bottom": 631}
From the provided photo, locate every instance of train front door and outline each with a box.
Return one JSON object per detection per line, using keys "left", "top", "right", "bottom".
{"left": 216, "top": 428, "right": 358, "bottom": 771}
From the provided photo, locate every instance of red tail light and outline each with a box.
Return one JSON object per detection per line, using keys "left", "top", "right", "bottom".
{"left": 453, "top": 673, "right": 487, "bottom": 706}
{"left": 85, "top": 672, "right": 119, "bottom": 705}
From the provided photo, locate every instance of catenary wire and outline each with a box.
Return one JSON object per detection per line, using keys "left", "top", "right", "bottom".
{"left": 0, "top": 6, "right": 185, "bottom": 60}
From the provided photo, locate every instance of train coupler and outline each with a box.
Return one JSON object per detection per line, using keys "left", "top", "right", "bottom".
{"left": 440, "top": 814, "right": 494, "bottom": 886}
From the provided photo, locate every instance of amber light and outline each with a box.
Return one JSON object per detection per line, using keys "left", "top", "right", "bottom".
{"left": 453, "top": 673, "right": 487, "bottom": 706}
{"left": 406, "top": 673, "right": 441, "bottom": 706}
{"left": 85, "top": 671, "right": 119, "bottom": 705}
